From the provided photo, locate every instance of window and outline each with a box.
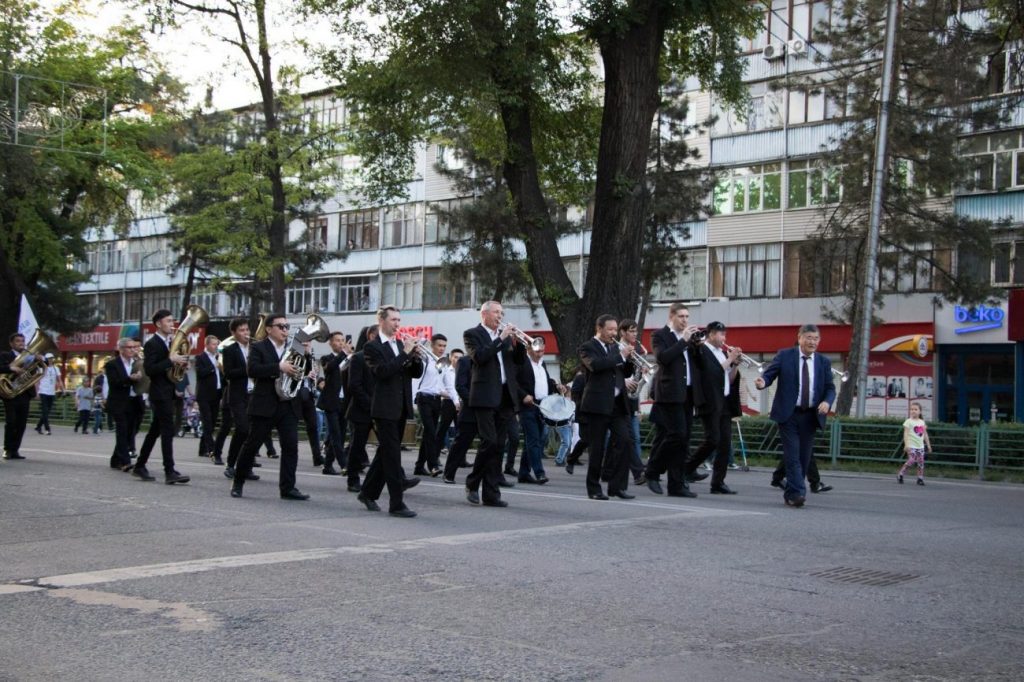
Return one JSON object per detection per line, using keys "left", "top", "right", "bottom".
{"left": 877, "top": 245, "right": 951, "bottom": 294}
{"left": 711, "top": 243, "right": 782, "bottom": 298}
{"left": 961, "top": 132, "right": 1023, "bottom": 192}
{"left": 226, "top": 291, "right": 252, "bottom": 318}
{"left": 713, "top": 164, "right": 782, "bottom": 214}
{"left": 650, "top": 250, "right": 708, "bottom": 301}
{"left": 340, "top": 208, "right": 379, "bottom": 250}
{"left": 306, "top": 216, "right": 328, "bottom": 251}
{"left": 336, "top": 276, "right": 376, "bottom": 312}
{"left": 788, "top": 160, "right": 841, "bottom": 208}
{"left": 426, "top": 197, "right": 473, "bottom": 243}
{"left": 381, "top": 270, "right": 423, "bottom": 310}
{"left": 95, "top": 292, "right": 123, "bottom": 323}
{"left": 784, "top": 240, "right": 855, "bottom": 297}
{"left": 142, "top": 287, "right": 180, "bottom": 318}
{"left": 986, "top": 49, "right": 1024, "bottom": 95}
{"left": 744, "top": 1, "right": 832, "bottom": 52}
{"left": 993, "top": 238, "right": 1024, "bottom": 286}
{"left": 383, "top": 203, "right": 425, "bottom": 247}
{"left": 423, "top": 268, "right": 471, "bottom": 309}
{"left": 287, "top": 279, "right": 331, "bottom": 315}
{"left": 436, "top": 145, "right": 465, "bottom": 171}
{"left": 192, "top": 291, "right": 221, "bottom": 317}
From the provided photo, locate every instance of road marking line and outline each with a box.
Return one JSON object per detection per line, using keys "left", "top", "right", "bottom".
{"left": 8, "top": 510, "right": 756, "bottom": 591}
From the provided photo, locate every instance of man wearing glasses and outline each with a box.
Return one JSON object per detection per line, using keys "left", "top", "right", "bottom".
{"left": 230, "top": 314, "right": 309, "bottom": 501}
{"left": 105, "top": 337, "right": 144, "bottom": 471}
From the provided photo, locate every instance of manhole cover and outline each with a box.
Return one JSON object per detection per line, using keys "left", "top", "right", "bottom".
{"left": 810, "top": 566, "right": 921, "bottom": 587}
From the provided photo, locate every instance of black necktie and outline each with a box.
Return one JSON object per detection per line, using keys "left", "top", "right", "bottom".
{"left": 801, "top": 356, "right": 811, "bottom": 409}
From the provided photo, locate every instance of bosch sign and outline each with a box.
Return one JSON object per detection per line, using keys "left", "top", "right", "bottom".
{"left": 953, "top": 305, "right": 1005, "bottom": 334}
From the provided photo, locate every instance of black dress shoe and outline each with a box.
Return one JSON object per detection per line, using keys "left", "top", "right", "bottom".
{"left": 212, "top": 456, "right": 224, "bottom": 466}
{"left": 497, "top": 478, "right": 515, "bottom": 488}
{"left": 710, "top": 484, "right": 736, "bottom": 495}
{"left": 357, "top": 494, "right": 380, "bottom": 511}
{"left": 3, "top": 452, "right": 25, "bottom": 460}
{"left": 503, "top": 467, "right": 516, "bottom": 476}
{"left": 646, "top": 478, "right": 663, "bottom": 495}
{"left": 280, "top": 489, "right": 310, "bottom": 500}
{"left": 313, "top": 456, "right": 325, "bottom": 467}
{"left": 459, "top": 461, "right": 472, "bottom": 468}
{"left": 686, "top": 471, "right": 709, "bottom": 482}
{"left": 466, "top": 488, "right": 480, "bottom": 505}
{"left": 588, "top": 492, "right": 609, "bottom": 500}
{"left": 413, "top": 467, "right": 430, "bottom": 476}
{"left": 535, "top": 475, "right": 549, "bottom": 485}
{"left": 389, "top": 507, "right": 417, "bottom": 518}
{"left": 785, "top": 496, "right": 806, "bottom": 508}
{"left": 230, "top": 486, "right": 243, "bottom": 498}
{"left": 266, "top": 452, "right": 278, "bottom": 459}
{"left": 165, "top": 471, "right": 191, "bottom": 485}
{"left": 131, "top": 467, "right": 155, "bottom": 481}
{"left": 428, "top": 467, "right": 443, "bottom": 478}
{"left": 322, "top": 467, "right": 340, "bottom": 475}
{"left": 245, "top": 472, "right": 260, "bottom": 481}
{"left": 347, "top": 483, "right": 362, "bottom": 493}
{"left": 443, "top": 477, "right": 456, "bottom": 484}
{"left": 482, "top": 499, "right": 508, "bottom": 508}
{"left": 609, "top": 490, "right": 635, "bottom": 499}
{"left": 223, "top": 466, "right": 235, "bottom": 479}
{"left": 120, "top": 464, "right": 134, "bottom": 472}
{"left": 402, "top": 477, "right": 420, "bottom": 490}
{"left": 810, "top": 481, "right": 833, "bottom": 493}
{"left": 518, "top": 475, "right": 537, "bottom": 484}
{"left": 565, "top": 462, "right": 575, "bottom": 475}
{"left": 252, "top": 461, "right": 262, "bottom": 467}
{"left": 770, "top": 478, "right": 785, "bottom": 489}
{"left": 667, "top": 488, "right": 698, "bottom": 498}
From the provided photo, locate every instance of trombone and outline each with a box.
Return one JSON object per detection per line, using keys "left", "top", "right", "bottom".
{"left": 497, "top": 323, "right": 544, "bottom": 351}
{"left": 723, "top": 345, "right": 764, "bottom": 373}
{"left": 414, "top": 339, "right": 442, "bottom": 364}
{"left": 831, "top": 367, "right": 850, "bottom": 383}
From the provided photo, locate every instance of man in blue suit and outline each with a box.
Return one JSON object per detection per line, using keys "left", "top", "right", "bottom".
{"left": 755, "top": 324, "right": 836, "bottom": 507}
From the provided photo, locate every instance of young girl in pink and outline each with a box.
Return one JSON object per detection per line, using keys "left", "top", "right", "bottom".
{"left": 898, "top": 402, "right": 932, "bottom": 485}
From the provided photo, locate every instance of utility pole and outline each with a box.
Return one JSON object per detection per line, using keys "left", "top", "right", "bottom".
{"left": 855, "top": 0, "right": 901, "bottom": 417}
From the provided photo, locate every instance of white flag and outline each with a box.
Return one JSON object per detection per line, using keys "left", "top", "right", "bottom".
{"left": 17, "top": 294, "right": 38, "bottom": 340}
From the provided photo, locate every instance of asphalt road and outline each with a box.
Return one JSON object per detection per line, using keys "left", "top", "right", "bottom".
{"left": 1, "top": 429, "right": 1022, "bottom": 681}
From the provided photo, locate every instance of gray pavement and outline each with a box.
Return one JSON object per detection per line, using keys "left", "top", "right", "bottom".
{"left": 1, "top": 428, "right": 1022, "bottom": 681}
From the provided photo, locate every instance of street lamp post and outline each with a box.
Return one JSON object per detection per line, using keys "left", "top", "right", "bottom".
{"left": 137, "top": 250, "right": 161, "bottom": 340}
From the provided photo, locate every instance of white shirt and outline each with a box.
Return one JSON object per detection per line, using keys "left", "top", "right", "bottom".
{"left": 121, "top": 356, "right": 137, "bottom": 397}
{"left": 205, "top": 351, "right": 221, "bottom": 390}
{"left": 440, "top": 364, "right": 459, "bottom": 408}
{"left": 672, "top": 329, "right": 693, "bottom": 387}
{"left": 486, "top": 326, "right": 507, "bottom": 384}
{"left": 272, "top": 339, "right": 287, "bottom": 360}
{"left": 597, "top": 336, "right": 621, "bottom": 397}
{"left": 796, "top": 351, "right": 815, "bottom": 407}
{"left": 378, "top": 332, "right": 400, "bottom": 357}
{"left": 530, "top": 358, "right": 549, "bottom": 402}
{"left": 416, "top": 354, "right": 443, "bottom": 396}
{"left": 239, "top": 343, "right": 254, "bottom": 393}
{"left": 708, "top": 344, "right": 730, "bottom": 397}
{"left": 38, "top": 365, "right": 61, "bottom": 395}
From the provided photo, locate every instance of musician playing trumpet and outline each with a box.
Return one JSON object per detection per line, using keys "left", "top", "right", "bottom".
{"left": 230, "top": 313, "right": 310, "bottom": 501}
{"left": 687, "top": 321, "right": 742, "bottom": 495}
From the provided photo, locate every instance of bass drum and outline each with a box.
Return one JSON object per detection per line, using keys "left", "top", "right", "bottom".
{"left": 539, "top": 395, "right": 575, "bottom": 427}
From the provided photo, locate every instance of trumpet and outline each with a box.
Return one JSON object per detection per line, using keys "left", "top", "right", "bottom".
{"left": 497, "top": 323, "right": 544, "bottom": 351}
{"left": 623, "top": 342, "right": 655, "bottom": 399}
{"left": 832, "top": 367, "right": 850, "bottom": 383}
{"left": 617, "top": 341, "right": 654, "bottom": 372}
{"left": 723, "top": 344, "right": 764, "bottom": 373}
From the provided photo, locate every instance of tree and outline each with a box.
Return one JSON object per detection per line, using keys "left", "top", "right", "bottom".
{"left": 305, "top": 0, "right": 756, "bottom": 361}
{"left": 0, "top": 0, "right": 182, "bottom": 340}
{"left": 142, "top": 0, "right": 337, "bottom": 314}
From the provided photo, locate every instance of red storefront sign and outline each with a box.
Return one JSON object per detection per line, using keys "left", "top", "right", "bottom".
{"left": 57, "top": 323, "right": 206, "bottom": 355}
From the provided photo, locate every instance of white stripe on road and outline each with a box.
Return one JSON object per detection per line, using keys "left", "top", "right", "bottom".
{"left": 11, "top": 510, "right": 756, "bottom": 591}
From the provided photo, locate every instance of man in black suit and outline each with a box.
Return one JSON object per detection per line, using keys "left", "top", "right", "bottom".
{"left": 230, "top": 313, "right": 309, "bottom": 501}
{"left": 194, "top": 335, "right": 223, "bottom": 460}
{"left": 1, "top": 333, "right": 33, "bottom": 460}
{"left": 516, "top": 336, "right": 562, "bottom": 484}
{"left": 344, "top": 324, "right": 377, "bottom": 492}
{"left": 441, "top": 352, "right": 474, "bottom": 484}
{"left": 578, "top": 314, "right": 635, "bottom": 500}
{"left": 105, "top": 337, "right": 144, "bottom": 471}
{"left": 221, "top": 318, "right": 255, "bottom": 478}
{"left": 645, "top": 303, "right": 703, "bottom": 498}
{"left": 462, "top": 301, "right": 526, "bottom": 508}
{"left": 133, "top": 310, "right": 190, "bottom": 484}
{"left": 687, "top": 321, "right": 742, "bottom": 494}
{"left": 318, "top": 331, "right": 353, "bottom": 476}
{"left": 356, "top": 306, "right": 423, "bottom": 518}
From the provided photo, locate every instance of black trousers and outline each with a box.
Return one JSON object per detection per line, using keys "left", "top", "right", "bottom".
{"left": 197, "top": 395, "right": 220, "bottom": 456}
{"left": 584, "top": 410, "right": 631, "bottom": 497}
{"left": 646, "top": 402, "right": 693, "bottom": 494}
{"left": 110, "top": 407, "right": 133, "bottom": 468}
{"left": 345, "top": 420, "right": 373, "bottom": 486}
{"left": 503, "top": 413, "right": 521, "bottom": 472}
{"left": 467, "top": 391, "right": 513, "bottom": 503}
{"left": 363, "top": 418, "right": 407, "bottom": 511}
{"left": 443, "top": 417, "right": 476, "bottom": 481}
{"left": 773, "top": 453, "right": 821, "bottom": 485}
{"left": 436, "top": 399, "right": 458, "bottom": 451}
{"left": 689, "top": 409, "right": 733, "bottom": 487}
{"left": 2, "top": 395, "right": 30, "bottom": 455}
{"left": 322, "top": 408, "right": 346, "bottom": 469}
{"left": 299, "top": 393, "right": 321, "bottom": 463}
{"left": 234, "top": 400, "right": 299, "bottom": 494}
{"left": 415, "top": 394, "right": 442, "bottom": 471}
{"left": 213, "top": 400, "right": 232, "bottom": 458}
{"left": 226, "top": 397, "right": 250, "bottom": 468}
{"left": 36, "top": 394, "right": 55, "bottom": 432}
{"left": 137, "top": 397, "right": 177, "bottom": 474}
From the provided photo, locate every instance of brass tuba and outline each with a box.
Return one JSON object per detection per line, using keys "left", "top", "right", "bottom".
{"left": 0, "top": 329, "right": 58, "bottom": 399}
{"left": 167, "top": 305, "right": 209, "bottom": 383}
{"left": 252, "top": 313, "right": 268, "bottom": 342}
{"left": 276, "top": 314, "right": 330, "bottom": 399}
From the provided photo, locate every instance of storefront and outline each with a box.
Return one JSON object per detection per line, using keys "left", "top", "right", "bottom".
{"left": 55, "top": 323, "right": 206, "bottom": 391}
{"left": 935, "top": 300, "right": 1022, "bottom": 425}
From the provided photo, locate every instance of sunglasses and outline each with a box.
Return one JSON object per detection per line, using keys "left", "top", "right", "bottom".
{"left": 271, "top": 324, "right": 290, "bottom": 330}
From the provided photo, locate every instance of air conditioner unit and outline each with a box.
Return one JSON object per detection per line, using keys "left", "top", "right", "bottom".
{"left": 787, "top": 38, "right": 808, "bottom": 57}
{"left": 762, "top": 41, "right": 786, "bottom": 61}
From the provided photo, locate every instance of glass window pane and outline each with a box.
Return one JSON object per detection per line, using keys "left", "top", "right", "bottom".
{"left": 807, "top": 91, "right": 825, "bottom": 121}
{"left": 789, "top": 169, "right": 808, "bottom": 208}
{"left": 788, "top": 89, "right": 806, "bottom": 124}
{"left": 713, "top": 178, "right": 732, "bottom": 214}
{"left": 996, "top": 152, "right": 1013, "bottom": 189}
{"left": 763, "top": 172, "right": 781, "bottom": 209}
{"left": 748, "top": 175, "right": 761, "bottom": 211}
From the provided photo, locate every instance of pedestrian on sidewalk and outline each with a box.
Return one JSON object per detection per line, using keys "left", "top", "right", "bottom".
{"left": 898, "top": 402, "right": 932, "bottom": 486}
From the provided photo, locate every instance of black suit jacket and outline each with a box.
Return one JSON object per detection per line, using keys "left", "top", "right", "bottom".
{"left": 104, "top": 355, "right": 136, "bottom": 414}
{"left": 691, "top": 343, "right": 741, "bottom": 417}
{"left": 247, "top": 338, "right": 300, "bottom": 418}
{"left": 463, "top": 324, "right": 526, "bottom": 411}
{"left": 317, "top": 351, "right": 348, "bottom": 412}
{"left": 578, "top": 337, "right": 632, "bottom": 416}
{"left": 345, "top": 352, "right": 374, "bottom": 424}
{"left": 651, "top": 325, "right": 695, "bottom": 405}
{"left": 364, "top": 337, "right": 423, "bottom": 421}
{"left": 194, "top": 352, "right": 222, "bottom": 403}
{"left": 222, "top": 343, "right": 249, "bottom": 407}
{"left": 454, "top": 354, "right": 474, "bottom": 424}
{"left": 516, "top": 358, "right": 557, "bottom": 404}
{"left": 142, "top": 333, "right": 175, "bottom": 402}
